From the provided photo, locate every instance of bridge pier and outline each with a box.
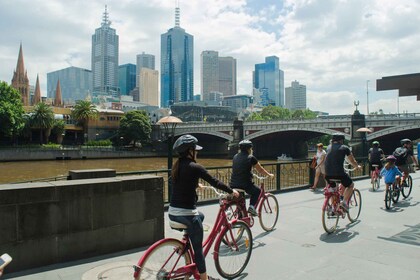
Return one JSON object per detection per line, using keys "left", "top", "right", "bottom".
{"left": 349, "top": 109, "right": 367, "bottom": 159}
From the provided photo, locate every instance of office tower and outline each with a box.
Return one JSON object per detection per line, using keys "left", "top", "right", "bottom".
{"left": 118, "top": 64, "right": 136, "bottom": 95}
{"left": 139, "top": 68, "right": 159, "bottom": 107}
{"left": 203, "top": 91, "right": 223, "bottom": 104}
{"left": 218, "top": 56, "right": 236, "bottom": 96}
{"left": 201, "top": 51, "right": 237, "bottom": 98}
{"left": 285, "top": 80, "right": 306, "bottom": 110}
{"left": 160, "top": 4, "right": 194, "bottom": 107}
{"left": 201, "top": 51, "right": 219, "bottom": 96}
{"left": 47, "top": 66, "right": 92, "bottom": 103}
{"left": 91, "top": 6, "right": 119, "bottom": 97}
{"left": 253, "top": 56, "right": 284, "bottom": 107}
{"left": 11, "top": 43, "right": 30, "bottom": 106}
{"left": 136, "top": 52, "right": 155, "bottom": 73}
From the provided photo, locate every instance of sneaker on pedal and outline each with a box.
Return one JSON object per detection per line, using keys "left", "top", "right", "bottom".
{"left": 340, "top": 202, "right": 349, "bottom": 213}
{"left": 248, "top": 206, "right": 258, "bottom": 216}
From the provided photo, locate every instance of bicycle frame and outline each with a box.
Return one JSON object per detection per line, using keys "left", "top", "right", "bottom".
{"left": 134, "top": 195, "right": 240, "bottom": 279}
{"left": 322, "top": 184, "right": 345, "bottom": 217}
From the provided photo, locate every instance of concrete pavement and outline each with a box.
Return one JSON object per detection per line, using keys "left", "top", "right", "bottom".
{"left": 3, "top": 174, "right": 420, "bottom": 280}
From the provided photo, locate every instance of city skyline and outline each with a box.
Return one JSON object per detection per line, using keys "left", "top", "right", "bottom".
{"left": 1, "top": 0, "right": 420, "bottom": 114}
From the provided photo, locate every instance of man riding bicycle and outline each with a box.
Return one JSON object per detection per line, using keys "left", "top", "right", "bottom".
{"left": 229, "top": 140, "right": 274, "bottom": 216}
{"left": 324, "top": 133, "right": 361, "bottom": 212}
{"left": 393, "top": 138, "right": 419, "bottom": 181}
{"left": 368, "top": 141, "right": 385, "bottom": 182}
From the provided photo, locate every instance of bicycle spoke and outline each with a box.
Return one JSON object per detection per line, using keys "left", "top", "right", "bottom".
{"left": 259, "top": 194, "right": 279, "bottom": 231}
{"left": 347, "top": 189, "right": 362, "bottom": 223}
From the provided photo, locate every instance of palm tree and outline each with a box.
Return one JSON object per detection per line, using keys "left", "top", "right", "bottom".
{"left": 71, "top": 100, "right": 98, "bottom": 143}
{"left": 30, "top": 102, "right": 55, "bottom": 144}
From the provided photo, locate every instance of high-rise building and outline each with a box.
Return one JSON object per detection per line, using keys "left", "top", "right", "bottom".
{"left": 11, "top": 43, "right": 30, "bottom": 106}
{"left": 118, "top": 64, "right": 136, "bottom": 95}
{"left": 201, "top": 51, "right": 237, "bottom": 97}
{"left": 218, "top": 56, "right": 236, "bottom": 96}
{"left": 253, "top": 56, "right": 284, "bottom": 107}
{"left": 91, "top": 6, "right": 119, "bottom": 97}
{"left": 139, "top": 68, "right": 159, "bottom": 107}
{"left": 201, "top": 51, "right": 219, "bottom": 96}
{"left": 136, "top": 52, "right": 155, "bottom": 73}
{"left": 285, "top": 80, "right": 307, "bottom": 110}
{"left": 47, "top": 66, "right": 92, "bottom": 103}
{"left": 160, "top": 4, "right": 194, "bottom": 107}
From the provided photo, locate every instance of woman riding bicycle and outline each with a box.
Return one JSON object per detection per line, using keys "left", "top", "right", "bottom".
{"left": 368, "top": 141, "right": 385, "bottom": 182}
{"left": 168, "top": 134, "right": 239, "bottom": 280}
{"left": 324, "top": 133, "right": 361, "bottom": 212}
{"left": 229, "top": 139, "right": 274, "bottom": 216}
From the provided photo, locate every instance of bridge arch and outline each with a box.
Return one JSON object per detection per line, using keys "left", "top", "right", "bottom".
{"left": 246, "top": 127, "right": 351, "bottom": 141}
{"left": 174, "top": 130, "right": 233, "bottom": 141}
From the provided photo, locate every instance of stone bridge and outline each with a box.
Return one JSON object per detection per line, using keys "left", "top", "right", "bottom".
{"left": 153, "top": 113, "right": 420, "bottom": 159}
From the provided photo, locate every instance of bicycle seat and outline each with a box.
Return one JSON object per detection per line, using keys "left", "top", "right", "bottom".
{"left": 169, "top": 221, "right": 188, "bottom": 231}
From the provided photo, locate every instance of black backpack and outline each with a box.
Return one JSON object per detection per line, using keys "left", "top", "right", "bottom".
{"left": 393, "top": 147, "right": 408, "bottom": 165}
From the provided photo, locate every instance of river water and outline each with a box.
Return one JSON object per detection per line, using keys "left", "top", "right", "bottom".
{"left": 0, "top": 157, "right": 276, "bottom": 184}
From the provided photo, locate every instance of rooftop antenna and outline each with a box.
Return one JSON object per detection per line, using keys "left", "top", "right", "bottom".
{"left": 175, "top": 0, "right": 180, "bottom": 27}
{"left": 102, "top": 5, "right": 110, "bottom": 27}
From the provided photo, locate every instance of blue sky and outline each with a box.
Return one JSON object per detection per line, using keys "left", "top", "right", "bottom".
{"left": 1, "top": 0, "right": 419, "bottom": 115}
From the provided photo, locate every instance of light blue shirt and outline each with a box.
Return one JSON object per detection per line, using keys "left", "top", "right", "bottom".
{"left": 380, "top": 166, "right": 403, "bottom": 184}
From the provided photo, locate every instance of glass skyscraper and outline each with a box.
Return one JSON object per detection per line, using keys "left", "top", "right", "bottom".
{"left": 118, "top": 64, "right": 136, "bottom": 95}
{"left": 253, "top": 56, "right": 284, "bottom": 107}
{"left": 160, "top": 6, "right": 194, "bottom": 107}
{"left": 47, "top": 66, "right": 92, "bottom": 104}
{"left": 91, "top": 6, "right": 119, "bottom": 97}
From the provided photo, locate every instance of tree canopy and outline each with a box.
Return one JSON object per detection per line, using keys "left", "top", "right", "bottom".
{"left": 30, "top": 102, "right": 55, "bottom": 144}
{"left": 246, "top": 105, "right": 317, "bottom": 121}
{"left": 0, "top": 81, "right": 25, "bottom": 140}
{"left": 71, "top": 100, "right": 98, "bottom": 139}
{"left": 118, "top": 110, "right": 152, "bottom": 147}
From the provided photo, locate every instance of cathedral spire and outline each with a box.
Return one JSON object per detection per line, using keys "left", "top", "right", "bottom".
{"left": 54, "top": 79, "right": 63, "bottom": 107}
{"left": 33, "top": 74, "right": 41, "bottom": 105}
{"left": 16, "top": 43, "right": 25, "bottom": 75}
{"left": 175, "top": 0, "right": 180, "bottom": 27}
{"left": 11, "top": 43, "right": 30, "bottom": 106}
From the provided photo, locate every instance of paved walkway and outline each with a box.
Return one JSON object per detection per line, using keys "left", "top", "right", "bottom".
{"left": 4, "top": 174, "right": 420, "bottom": 280}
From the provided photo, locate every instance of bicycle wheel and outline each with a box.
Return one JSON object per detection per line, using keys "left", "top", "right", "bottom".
{"left": 401, "top": 175, "right": 412, "bottom": 198}
{"left": 214, "top": 220, "right": 253, "bottom": 279}
{"left": 258, "top": 193, "right": 279, "bottom": 231}
{"left": 347, "top": 189, "right": 362, "bottom": 223}
{"left": 322, "top": 196, "right": 339, "bottom": 234}
{"left": 391, "top": 184, "right": 400, "bottom": 203}
{"left": 385, "top": 186, "right": 392, "bottom": 210}
{"left": 134, "top": 238, "right": 192, "bottom": 280}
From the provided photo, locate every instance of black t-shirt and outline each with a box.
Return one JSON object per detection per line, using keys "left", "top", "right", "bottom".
{"left": 170, "top": 158, "right": 233, "bottom": 209}
{"left": 325, "top": 143, "right": 351, "bottom": 176}
{"left": 368, "top": 147, "right": 384, "bottom": 163}
{"left": 230, "top": 151, "right": 258, "bottom": 188}
{"left": 394, "top": 146, "right": 413, "bottom": 166}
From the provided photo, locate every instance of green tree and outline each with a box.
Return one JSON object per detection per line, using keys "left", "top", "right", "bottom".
{"left": 0, "top": 81, "right": 25, "bottom": 142}
{"left": 51, "top": 119, "right": 66, "bottom": 144}
{"left": 30, "top": 102, "right": 55, "bottom": 144}
{"left": 246, "top": 112, "right": 264, "bottom": 121}
{"left": 261, "top": 105, "right": 291, "bottom": 120}
{"left": 71, "top": 100, "right": 98, "bottom": 142}
{"left": 118, "top": 110, "right": 152, "bottom": 147}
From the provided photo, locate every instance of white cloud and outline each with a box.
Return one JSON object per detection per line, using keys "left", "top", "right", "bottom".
{"left": 0, "top": 0, "right": 419, "bottom": 114}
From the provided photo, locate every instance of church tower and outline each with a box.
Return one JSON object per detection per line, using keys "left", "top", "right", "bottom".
{"left": 54, "top": 79, "right": 63, "bottom": 107}
{"left": 33, "top": 74, "right": 42, "bottom": 105}
{"left": 11, "top": 43, "right": 30, "bottom": 106}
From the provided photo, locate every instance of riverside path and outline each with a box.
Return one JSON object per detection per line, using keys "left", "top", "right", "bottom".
{"left": 3, "top": 174, "right": 420, "bottom": 280}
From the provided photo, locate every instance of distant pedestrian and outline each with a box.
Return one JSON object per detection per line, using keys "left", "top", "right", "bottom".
{"left": 310, "top": 143, "right": 326, "bottom": 190}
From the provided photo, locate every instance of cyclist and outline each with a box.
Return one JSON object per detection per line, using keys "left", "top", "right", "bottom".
{"left": 324, "top": 133, "right": 361, "bottom": 212}
{"left": 368, "top": 141, "right": 385, "bottom": 183}
{"left": 168, "top": 134, "right": 239, "bottom": 280}
{"left": 380, "top": 155, "right": 403, "bottom": 190}
{"left": 229, "top": 139, "right": 274, "bottom": 216}
{"left": 393, "top": 138, "right": 419, "bottom": 182}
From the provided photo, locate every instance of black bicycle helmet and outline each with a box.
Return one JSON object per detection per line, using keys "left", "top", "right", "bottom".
{"left": 173, "top": 134, "right": 202, "bottom": 154}
{"left": 400, "top": 138, "right": 412, "bottom": 145}
{"left": 332, "top": 133, "right": 345, "bottom": 141}
{"left": 239, "top": 139, "right": 253, "bottom": 151}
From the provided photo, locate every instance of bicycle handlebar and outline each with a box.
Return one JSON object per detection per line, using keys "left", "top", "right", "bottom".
{"left": 253, "top": 174, "right": 268, "bottom": 180}
{"left": 200, "top": 186, "right": 229, "bottom": 199}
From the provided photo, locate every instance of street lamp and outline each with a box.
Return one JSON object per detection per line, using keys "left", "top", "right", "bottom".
{"left": 366, "top": 80, "right": 370, "bottom": 115}
{"left": 157, "top": 116, "right": 183, "bottom": 198}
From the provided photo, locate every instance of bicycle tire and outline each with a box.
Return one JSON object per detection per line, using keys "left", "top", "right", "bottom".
{"left": 401, "top": 175, "right": 412, "bottom": 198}
{"left": 214, "top": 220, "right": 253, "bottom": 279}
{"left": 322, "top": 196, "right": 339, "bottom": 234}
{"left": 134, "top": 238, "right": 192, "bottom": 280}
{"left": 385, "top": 187, "right": 392, "bottom": 210}
{"left": 391, "top": 184, "right": 400, "bottom": 203}
{"left": 347, "top": 189, "right": 362, "bottom": 223}
{"left": 258, "top": 193, "right": 279, "bottom": 231}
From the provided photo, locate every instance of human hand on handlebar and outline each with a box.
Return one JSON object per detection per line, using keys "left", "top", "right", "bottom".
{"left": 268, "top": 173, "right": 274, "bottom": 178}
{"left": 232, "top": 189, "right": 240, "bottom": 198}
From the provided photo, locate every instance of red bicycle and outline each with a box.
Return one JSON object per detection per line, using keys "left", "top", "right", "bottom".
{"left": 322, "top": 179, "right": 362, "bottom": 234}
{"left": 133, "top": 186, "right": 253, "bottom": 280}
{"left": 225, "top": 174, "right": 279, "bottom": 231}
{"left": 370, "top": 164, "right": 381, "bottom": 191}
